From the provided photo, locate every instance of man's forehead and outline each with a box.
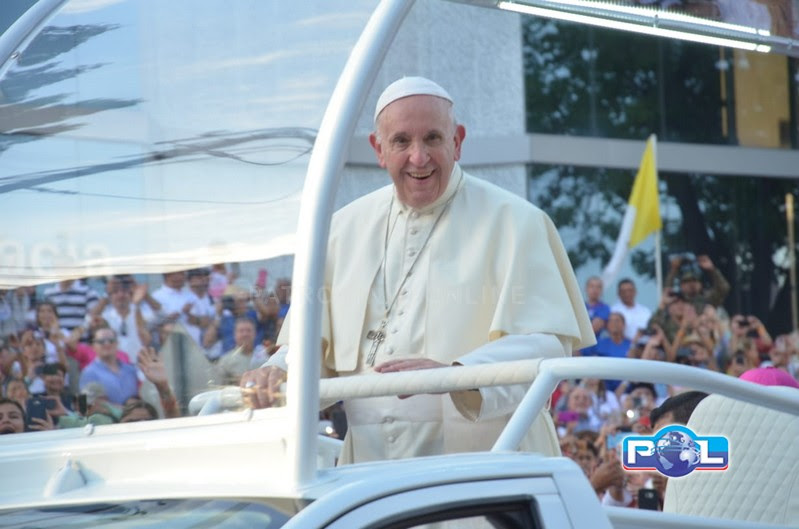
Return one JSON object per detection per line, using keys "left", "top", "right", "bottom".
{"left": 379, "top": 94, "right": 451, "bottom": 125}
{"left": 374, "top": 76, "right": 452, "bottom": 124}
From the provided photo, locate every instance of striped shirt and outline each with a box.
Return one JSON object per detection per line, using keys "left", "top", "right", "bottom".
{"left": 43, "top": 281, "right": 100, "bottom": 331}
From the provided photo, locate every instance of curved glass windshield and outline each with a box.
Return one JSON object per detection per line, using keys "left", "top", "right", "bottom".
{"left": 0, "top": 0, "right": 376, "bottom": 287}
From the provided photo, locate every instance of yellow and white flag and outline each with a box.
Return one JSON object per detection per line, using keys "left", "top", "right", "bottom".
{"left": 602, "top": 134, "right": 661, "bottom": 287}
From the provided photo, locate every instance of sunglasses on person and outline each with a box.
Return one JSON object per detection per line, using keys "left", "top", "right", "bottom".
{"left": 94, "top": 338, "right": 117, "bottom": 345}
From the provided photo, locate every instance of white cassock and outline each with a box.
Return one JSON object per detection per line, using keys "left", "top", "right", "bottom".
{"left": 274, "top": 164, "right": 595, "bottom": 464}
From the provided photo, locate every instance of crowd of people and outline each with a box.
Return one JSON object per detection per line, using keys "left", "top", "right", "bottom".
{"left": 1, "top": 248, "right": 797, "bottom": 512}
{"left": 556, "top": 254, "right": 799, "bottom": 508}
{"left": 2, "top": 262, "right": 797, "bottom": 508}
{"left": 0, "top": 265, "right": 291, "bottom": 434}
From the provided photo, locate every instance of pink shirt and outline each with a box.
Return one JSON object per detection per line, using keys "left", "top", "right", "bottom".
{"left": 69, "top": 343, "right": 131, "bottom": 371}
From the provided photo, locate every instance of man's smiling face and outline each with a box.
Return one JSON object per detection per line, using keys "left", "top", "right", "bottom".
{"left": 371, "top": 94, "right": 465, "bottom": 209}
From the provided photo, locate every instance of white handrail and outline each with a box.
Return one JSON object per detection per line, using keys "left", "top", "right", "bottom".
{"left": 492, "top": 356, "right": 799, "bottom": 451}
{"left": 287, "top": 0, "right": 415, "bottom": 490}
{"left": 318, "top": 359, "right": 541, "bottom": 400}
{"left": 190, "top": 357, "right": 799, "bottom": 444}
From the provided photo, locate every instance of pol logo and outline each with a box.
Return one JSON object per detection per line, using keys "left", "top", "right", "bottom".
{"left": 621, "top": 425, "right": 729, "bottom": 478}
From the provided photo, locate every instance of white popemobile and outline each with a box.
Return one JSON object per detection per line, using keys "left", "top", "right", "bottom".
{"left": 0, "top": 1, "right": 798, "bottom": 528}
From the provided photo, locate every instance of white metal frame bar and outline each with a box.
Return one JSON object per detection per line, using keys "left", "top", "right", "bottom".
{"left": 492, "top": 356, "right": 799, "bottom": 451}
{"left": 496, "top": 0, "right": 799, "bottom": 57}
{"left": 288, "top": 0, "right": 415, "bottom": 490}
{"left": 0, "top": 0, "right": 68, "bottom": 82}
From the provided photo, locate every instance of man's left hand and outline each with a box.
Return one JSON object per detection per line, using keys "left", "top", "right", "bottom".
{"left": 697, "top": 254, "right": 714, "bottom": 270}
{"left": 373, "top": 358, "right": 447, "bottom": 372}
{"left": 374, "top": 358, "right": 449, "bottom": 399}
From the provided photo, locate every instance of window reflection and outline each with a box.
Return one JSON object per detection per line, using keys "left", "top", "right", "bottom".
{"left": 523, "top": 18, "right": 798, "bottom": 150}
{"left": 0, "top": 0, "right": 377, "bottom": 287}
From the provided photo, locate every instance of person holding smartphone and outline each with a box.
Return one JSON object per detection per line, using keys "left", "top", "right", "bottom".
{"left": 24, "top": 395, "right": 57, "bottom": 432}
{"left": 32, "top": 363, "right": 74, "bottom": 413}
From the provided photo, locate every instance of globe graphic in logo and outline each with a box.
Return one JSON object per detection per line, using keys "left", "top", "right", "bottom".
{"left": 655, "top": 430, "right": 701, "bottom": 477}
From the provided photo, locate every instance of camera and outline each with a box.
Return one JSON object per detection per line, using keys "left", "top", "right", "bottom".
{"left": 670, "top": 252, "right": 695, "bottom": 263}
{"left": 638, "top": 488, "right": 660, "bottom": 511}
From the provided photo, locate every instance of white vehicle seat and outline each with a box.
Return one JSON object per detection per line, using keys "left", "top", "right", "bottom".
{"left": 663, "top": 390, "right": 799, "bottom": 527}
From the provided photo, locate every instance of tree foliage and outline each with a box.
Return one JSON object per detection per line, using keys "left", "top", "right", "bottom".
{"left": 523, "top": 18, "right": 799, "bottom": 333}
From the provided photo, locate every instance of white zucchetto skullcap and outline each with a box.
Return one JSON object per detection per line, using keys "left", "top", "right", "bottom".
{"left": 374, "top": 76, "right": 453, "bottom": 124}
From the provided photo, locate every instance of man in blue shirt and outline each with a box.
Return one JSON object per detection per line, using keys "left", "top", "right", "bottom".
{"left": 585, "top": 276, "right": 610, "bottom": 336}
{"left": 79, "top": 327, "right": 138, "bottom": 405}
{"left": 581, "top": 276, "right": 610, "bottom": 355}
{"left": 594, "top": 312, "right": 631, "bottom": 391}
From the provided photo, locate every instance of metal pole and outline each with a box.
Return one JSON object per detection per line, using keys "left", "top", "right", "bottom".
{"left": 787, "top": 193, "right": 797, "bottom": 332}
{"left": 653, "top": 135, "right": 663, "bottom": 298}
{"left": 287, "top": 0, "right": 415, "bottom": 490}
{"left": 0, "top": 0, "right": 68, "bottom": 81}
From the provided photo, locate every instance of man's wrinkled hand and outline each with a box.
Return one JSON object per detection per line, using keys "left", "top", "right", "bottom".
{"left": 374, "top": 358, "right": 448, "bottom": 399}
{"left": 373, "top": 358, "right": 446, "bottom": 373}
{"left": 240, "top": 366, "right": 287, "bottom": 409}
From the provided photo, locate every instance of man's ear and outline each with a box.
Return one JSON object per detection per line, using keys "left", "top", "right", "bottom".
{"left": 453, "top": 124, "right": 466, "bottom": 161}
{"left": 369, "top": 133, "right": 387, "bottom": 168}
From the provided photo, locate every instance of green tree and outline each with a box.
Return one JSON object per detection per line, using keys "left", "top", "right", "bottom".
{"left": 523, "top": 18, "right": 799, "bottom": 334}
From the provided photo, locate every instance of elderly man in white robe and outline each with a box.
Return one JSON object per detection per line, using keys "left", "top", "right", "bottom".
{"left": 241, "top": 77, "right": 595, "bottom": 464}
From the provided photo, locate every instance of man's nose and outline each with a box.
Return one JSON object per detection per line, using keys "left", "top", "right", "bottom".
{"left": 408, "top": 141, "right": 429, "bottom": 166}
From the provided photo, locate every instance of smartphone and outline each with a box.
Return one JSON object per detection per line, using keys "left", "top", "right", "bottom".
{"left": 638, "top": 488, "right": 660, "bottom": 510}
{"left": 78, "top": 394, "right": 88, "bottom": 416}
{"left": 557, "top": 411, "right": 580, "bottom": 424}
{"left": 256, "top": 268, "right": 268, "bottom": 289}
{"left": 25, "top": 397, "right": 49, "bottom": 429}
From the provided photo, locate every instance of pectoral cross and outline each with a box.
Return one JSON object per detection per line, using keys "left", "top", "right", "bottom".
{"left": 366, "top": 320, "right": 387, "bottom": 366}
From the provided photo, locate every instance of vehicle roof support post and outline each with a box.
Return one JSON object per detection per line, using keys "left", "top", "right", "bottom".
{"left": 0, "top": 0, "right": 67, "bottom": 82}
{"left": 491, "top": 369, "right": 557, "bottom": 452}
{"left": 287, "top": 0, "right": 416, "bottom": 491}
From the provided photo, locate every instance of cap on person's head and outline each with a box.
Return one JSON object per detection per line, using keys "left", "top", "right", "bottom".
{"left": 42, "top": 363, "right": 66, "bottom": 376}
{"left": 223, "top": 284, "right": 247, "bottom": 298}
{"left": 626, "top": 381, "right": 657, "bottom": 399}
{"left": 374, "top": 76, "right": 453, "bottom": 124}
{"left": 680, "top": 271, "right": 699, "bottom": 282}
{"left": 740, "top": 367, "right": 799, "bottom": 389}
{"left": 681, "top": 333, "right": 707, "bottom": 348}
{"left": 187, "top": 267, "right": 210, "bottom": 279}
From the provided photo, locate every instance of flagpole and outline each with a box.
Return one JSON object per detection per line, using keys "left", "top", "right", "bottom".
{"left": 786, "top": 193, "right": 797, "bottom": 332}
{"left": 652, "top": 134, "right": 663, "bottom": 299}
{"left": 655, "top": 230, "right": 663, "bottom": 299}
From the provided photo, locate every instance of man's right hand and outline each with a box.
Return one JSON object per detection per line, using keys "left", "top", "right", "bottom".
{"left": 240, "top": 366, "right": 286, "bottom": 409}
